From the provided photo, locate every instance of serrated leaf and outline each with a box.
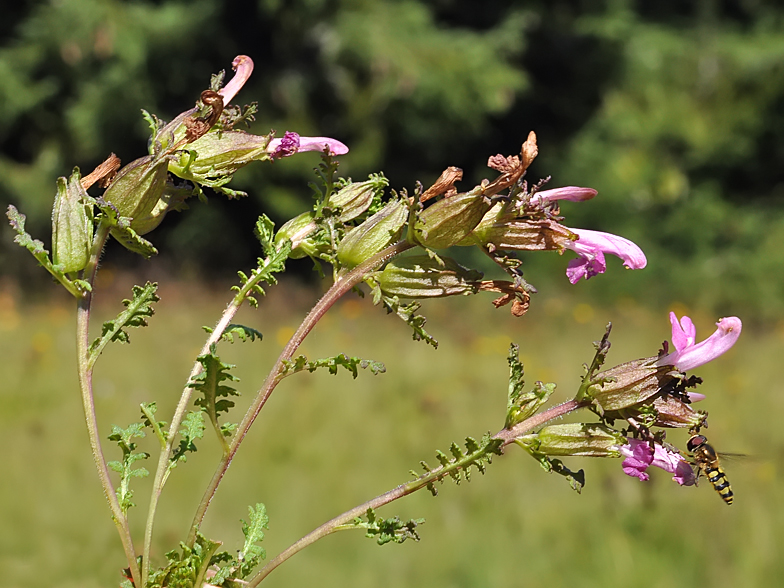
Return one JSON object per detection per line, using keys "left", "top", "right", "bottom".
{"left": 380, "top": 296, "right": 438, "bottom": 348}
{"left": 7, "top": 205, "right": 86, "bottom": 297}
{"left": 281, "top": 353, "right": 386, "bottom": 378}
{"left": 191, "top": 345, "right": 240, "bottom": 446}
{"left": 254, "top": 214, "right": 276, "bottom": 257}
{"left": 108, "top": 422, "right": 150, "bottom": 514}
{"left": 350, "top": 507, "right": 425, "bottom": 546}
{"left": 203, "top": 323, "right": 263, "bottom": 344}
{"left": 170, "top": 411, "right": 205, "bottom": 468}
{"left": 88, "top": 282, "right": 159, "bottom": 364}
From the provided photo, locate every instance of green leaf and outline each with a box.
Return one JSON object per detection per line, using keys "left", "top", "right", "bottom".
{"left": 414, "top": 434, "right": 504, "bottom": 496}
{"left": 191, "top": 345, "right": 240, "bottom": 444}
{"left": 505, "top": 343, "right": 555, "bottom": 428}
{"left": 232, "top": 220, "right": 291, "bottom": 307}
{"left": 6, "top": 205, "right": 87, "bottom": 297}
{"left": 254, "top": 214, "right": 277, "bottom": 258}
{"left": 203, "top": 323, "right": 263, "bottom": 344}
{"left": 281, "top": 353, "right": 386, "bottom": 378}
{"left": 518, "top": 441, "right": 586, "bottom": 493}
{"left": 107, "top": 423, "right": 150, "bottom": 514}
{"left": 170, "top": 411, "right": 205, "bottom": 468}
{"left": 378, "top": 295, "right": 438, "bottom": 348}
{"left": 349, "top": 508, "right": 425, "bottom": 546}
{"left": 88, "top": 282, "right": 159, "bottom": 363}
{"left": 146, "top": 533, "right": 222, "bottom": 588}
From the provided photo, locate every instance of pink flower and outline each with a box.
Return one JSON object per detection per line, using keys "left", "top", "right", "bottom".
{"left": 563, "top": 227, "right": 647, "bottom": 284}
{"left": 619, "top": 438, "right": 696, "bottom": 486}
{"left": 218, "top": 55, "right": 254, "bottom": 105}
{"left": 529, "top": 186, "right": 597, "bottom": 206}
{"left": 268, "top": 131, "right": 349, "bottom": 159}
{"left": 656, "top": 313, "right": 742, "bottom": 372}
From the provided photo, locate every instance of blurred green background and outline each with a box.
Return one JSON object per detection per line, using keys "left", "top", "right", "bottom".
{"left": 1, "top": 1, "right": 784, "bottom": 587}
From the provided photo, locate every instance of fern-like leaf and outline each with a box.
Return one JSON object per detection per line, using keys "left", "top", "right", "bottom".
{"left": 107, "top": 423, "right": 150, "bottom": 514}
{"left": 348, "top": 508, "right": 425, "bottom": 546}
{"left": 191, "top": 345, "right": 240, "bottom": 445}
{"left": 379, "top": 295, "right": 438, "bottom": 348}
{"left": 6, "top": 205, "right": 88, "bottom": 297}
{"left": 281, "top": 353, "right": 386, "bottom": 379}
{"left": 170, "top": 411, "right": 205, "bottom": 468}
{"left": 203, "top": 323, "right": 263, "bottom": 344}
{"left": 146, "top": 533, "right": 222, "bottom": 588}
{"left": 414, "top": 434, "right": 504, "bottom": 496}
{"left": 88, "top": 282, "right": 159, "bottom": 363}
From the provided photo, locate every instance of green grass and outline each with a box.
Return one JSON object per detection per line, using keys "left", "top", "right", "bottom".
{"left": 1, "top": 276, "right": 782, "bottom": 588}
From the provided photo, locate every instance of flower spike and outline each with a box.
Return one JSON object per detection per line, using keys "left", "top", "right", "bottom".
{"left": 563, "top": 227, "right": 647, "bottom": 284}
{"left": 657, "top": 313, "right": 742, "bottom": 372}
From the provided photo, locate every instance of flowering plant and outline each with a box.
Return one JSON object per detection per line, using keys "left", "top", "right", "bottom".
{"left": 7, "top": 56, "right": 742, "bottom": 587}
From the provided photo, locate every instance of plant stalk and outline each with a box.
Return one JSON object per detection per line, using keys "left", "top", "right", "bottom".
{"left": 185, "top": 240, "right": 414, "bottom": 546}
{"left": 249, "top": 398, "right": 588, "bottom": 584}
{"left": 75, "top": 223, "right": 141, "bottom": 587}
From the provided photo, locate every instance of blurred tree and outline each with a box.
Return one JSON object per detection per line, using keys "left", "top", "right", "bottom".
{"left": 2, "top": 0, "right": 783, "bottom": 319}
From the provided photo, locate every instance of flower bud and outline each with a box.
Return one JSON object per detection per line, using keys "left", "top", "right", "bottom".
{"left": 328, "top": 175, "right": 388, "bottom": 222}
{"left": 517, "top": 423, "right": 625, "bottom": 457}
{"left": 412, "top": 187, "right": 492, "bottom": 249}
{"left": 374, "top": 255, "right": 483, "bottom": 299}
{"left": 52, "top": 169, "right": 93, "bottom": 273}
{"left": 337, "top": 199, "right": 408, "bottom": 268}
{"left": 274, "top": 211, "right": 321, "bottom": 259}
{"left": 102, "top": 155, "right": 169, "bottom": 233}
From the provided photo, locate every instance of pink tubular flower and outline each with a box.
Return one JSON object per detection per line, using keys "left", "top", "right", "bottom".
{"left": 656, "top": 313, "right": 742, "bottom": 372}
{"left": 563, "top": 227, "right": 647, "bottom": 284}
{"left": 218, "top": 55, "right": 254, "bottom": 105}
{"left": 268, "top": 131, "right": 349, "bottom": 158}
{"left": 529, "top": 186, "right": 598, "bottom": 206}
{"left": 619, "top": 438, "right": 696, "bottom": 486}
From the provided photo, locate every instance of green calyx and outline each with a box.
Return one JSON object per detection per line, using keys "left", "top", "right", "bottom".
{"left": 372, "top": 255, "right": 484, "bottom": 299}
{"left": 102, "top": 155, "right": 170, "bottom": 234}
{"left": 580, "top": 357, "right": 673, "bottom": 412}
{"left": 274, "top": 211, "right": 320, "bottom": 259}
{"left": 412, "top": 188, "right": 492, "bottom": 249}
{"left": 459, "top": 202, "right": 576, "bottom": 251}
{"left": 517, "top": 423, "right": 625, "bottom": 458}
{"left": 168, "top": 130, "right": 272, "bottom": 193}
{"left": 52, "top": 168, "right": 94, "bottom": 273}
{"left": 328, "top": 174, "right": 388, "bottom": 222}
{"left": 337, "top": 199, "right": 408, "bottom": 268}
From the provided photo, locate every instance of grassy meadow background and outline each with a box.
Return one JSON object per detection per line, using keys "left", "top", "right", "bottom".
{"left": 3, "top": 2, "right": 784, "bottom": 587}
{"left": 1, "top": 266, "right": 782, "bottom": 588}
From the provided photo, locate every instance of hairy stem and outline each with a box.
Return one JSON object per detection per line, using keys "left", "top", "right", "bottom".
{"left": 249, "top": 398, "right": 588, "bottom": 585}
{"left": 76, "top": 223, "right": 141, "bottom": 587}
{"left": 142, "top": 269, "right": 259, "bottom": 585}
{"left": 185, "top": 240, "right": 414, "bottom": 546}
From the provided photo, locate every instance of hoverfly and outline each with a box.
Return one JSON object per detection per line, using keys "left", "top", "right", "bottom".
{"left": 686, "top": 434, "right": 733, "bottom": 505}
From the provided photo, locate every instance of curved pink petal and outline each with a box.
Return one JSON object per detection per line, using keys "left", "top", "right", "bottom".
{"left": 657, "top": 316, "right": 742, "bottom": 372}
{"left": 563, "top": 227, "right": 647, "bottom": 284}
{"left": 619, "top": 438, "right": 695, "bottom": 486}
{"left": 669, "top": 312, "right": 696, "bottom": 353}
{"left": 218, "top": 55, "right": 254, "bottom": 105}
{"left": 529, "top": 186, "right": 597, "bottom": 206}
